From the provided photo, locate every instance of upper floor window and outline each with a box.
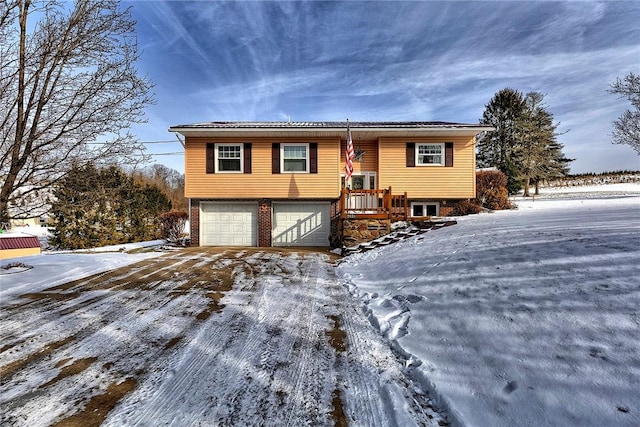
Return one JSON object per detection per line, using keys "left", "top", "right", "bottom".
{"left": 216, "top": 144, "right": 243, "bottom": 173}
{"left": 416, "top": 143, "right": 444, "bottom": 166}
{"left": 281, "top": 143, "right": 309, "bottom": 173}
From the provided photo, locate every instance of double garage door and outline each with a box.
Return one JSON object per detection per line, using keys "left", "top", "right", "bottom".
{"left": 200, "top": 202, "right": 330, "bottom": 247}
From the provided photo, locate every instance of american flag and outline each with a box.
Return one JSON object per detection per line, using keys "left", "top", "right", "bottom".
{"left": 345, "top": 121, "right": 354, "bottom": 187}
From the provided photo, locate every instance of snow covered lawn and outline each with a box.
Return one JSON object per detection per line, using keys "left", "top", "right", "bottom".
{"left": 339, "top": 188, "right": 640, "bottom": 426}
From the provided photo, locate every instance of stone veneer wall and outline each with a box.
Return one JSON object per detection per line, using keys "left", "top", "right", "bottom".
{"left": 341, "top": 218, "right": 391, "bottom": 247}
{"left": 189, "top": 199, "right": 200, "bottom": 247}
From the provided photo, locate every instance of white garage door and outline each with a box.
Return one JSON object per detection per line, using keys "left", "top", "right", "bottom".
{"left": 272, "top": 202, "right": 331, "bottom": 247}
{"left": 200, "top": 202, "right": 257, "bottom": 246}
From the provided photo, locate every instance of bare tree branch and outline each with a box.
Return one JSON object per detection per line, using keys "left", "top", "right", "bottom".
{"left": 0, "top": 0, "right": 154, "bottom": 222}
{"left": 609, "top": 72, "right": 640, "bottom": 155}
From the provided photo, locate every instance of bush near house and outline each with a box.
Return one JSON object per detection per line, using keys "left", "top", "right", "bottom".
{"left": 451, "top": 200, "right": 483, "bottom": 216}
{"left": 476, "top": 170, "right": 512, "bottom": 210}
{"left": 159, "top": 210, "right": 188, "bottom": 242}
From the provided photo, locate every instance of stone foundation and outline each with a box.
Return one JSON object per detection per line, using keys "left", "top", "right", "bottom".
{"left": 341, "top": 218, "right": 391, "bottom": 247}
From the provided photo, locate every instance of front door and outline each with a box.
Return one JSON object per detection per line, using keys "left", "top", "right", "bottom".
{"left": 345, "top": 172, "right": 377, "bottom": 211}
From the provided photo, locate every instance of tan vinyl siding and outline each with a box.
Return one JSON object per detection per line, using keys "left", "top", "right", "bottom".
{"left": 378, "top": 136, "right": 477, "bottom": 199}
{"left": 339, "top": 140, "right": 378, "bottom": 173}
{"left": 185, "top": 137, "right": 341, "bottom": 199}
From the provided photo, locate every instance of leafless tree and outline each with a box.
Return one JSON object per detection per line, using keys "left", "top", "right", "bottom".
{"left": 0, "top": 0, "right": 154, "bottom": 223}
{"left": 609, "top": 72, "right": 640, "bottom": 155}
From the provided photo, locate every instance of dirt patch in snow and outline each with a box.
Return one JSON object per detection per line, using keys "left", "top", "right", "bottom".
{"left": 40, "top": 357, "right": 98, "bottom": 389}
{"left": 52, "top": 377, "right": 137, "bottom": 427}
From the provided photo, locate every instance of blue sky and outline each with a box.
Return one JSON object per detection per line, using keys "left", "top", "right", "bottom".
{"left": 126, "top": 0, "right": 640, "bottom": 174}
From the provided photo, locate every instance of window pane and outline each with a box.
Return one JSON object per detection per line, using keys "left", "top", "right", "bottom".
{"left": 419, "top": 155, "right": 441, "bottom": 164}
{"left": 282, "top": 145, "right": 308, "bottom": 172}
{"left": 219, "top": 158, "right": 241, "bottom": 171}
{"left": 218, "top": 145, "right": 240, "bottom": 158}
{"left": 412, "top": 205, "right": 424, "bottom": 216}
{"left": 283, "top": 145, "right": 306, "bottom": 159}
{"left": 426, "top": 204, "right": 437, "bottom": 216}
{"left": 417, "top": 144, "right": 443, "bottom": 165}
{"left": 284, "top": 159, "right": 307, "bottom": 172}
{"left": 352, "top": 176, "right": 364, "bottom": 189}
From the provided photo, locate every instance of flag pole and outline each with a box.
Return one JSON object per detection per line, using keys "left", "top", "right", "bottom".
{"left": 345, "top": 118, "right": 354, "bottom": 191}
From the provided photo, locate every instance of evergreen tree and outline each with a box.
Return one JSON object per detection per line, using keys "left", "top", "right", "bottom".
{"left": 50, "top": 163, "right": 171, "bottom": 249}
{"left": 517, "top": 92, "right": 572, "bottom": 197}
{"left": 478, "top": 88, "right": 526, "bottom": 194}
{"left": 478, "top": 88, "right": 571, "bottom": 195}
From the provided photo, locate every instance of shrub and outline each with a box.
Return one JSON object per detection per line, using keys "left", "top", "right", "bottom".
{"left": 476, "top": 170, "right": 512, "bottom": 210}
{"left": 159, "top": 210, "right": 188, "bottom": 242}
{"left": 451, "top": 200, "right": 483, "bottom": 216}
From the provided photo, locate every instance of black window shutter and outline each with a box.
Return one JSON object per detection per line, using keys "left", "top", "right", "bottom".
{"left": 206, "top": 143, "right": 215, "bottom": 173}
{"left": 272, "top": 143, "right": 280, "bottom": 174}
{"left": 406, "top": 143, "right": 415, "bottom": 167}
{"left": 445, "top": 142, "right": 454, "bottom": 167}
{"left": 244, "top": 143, "right": 252, "bottom": 174}
{"left": 310, "top": 143, "right": 318, "bottom": 174}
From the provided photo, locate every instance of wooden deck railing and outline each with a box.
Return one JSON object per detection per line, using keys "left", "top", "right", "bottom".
{"left": 340, "top": 187, "right": 408, "bottom": 220}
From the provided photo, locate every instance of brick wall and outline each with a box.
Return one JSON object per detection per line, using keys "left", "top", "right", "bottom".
{"left": 189, "top": 199, "right": 200, "bottom": 246}
{"left": 329, "top": 199, "right": 341, "bottom": 248}
{"left": 258, "top": 199, "right": 272, "bottom": 247}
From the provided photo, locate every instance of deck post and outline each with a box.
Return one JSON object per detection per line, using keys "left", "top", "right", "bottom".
{"left": 404, "top": 191, "right": 409, "bottom": 220}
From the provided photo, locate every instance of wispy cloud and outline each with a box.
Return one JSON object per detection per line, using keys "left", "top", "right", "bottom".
{"left": 128, "top": 0, "right": 640, "bottom": 173}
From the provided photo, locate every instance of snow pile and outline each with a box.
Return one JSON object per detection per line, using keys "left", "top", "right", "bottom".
{"left": 339, "top": 188, "right": 640, "bottom": 426}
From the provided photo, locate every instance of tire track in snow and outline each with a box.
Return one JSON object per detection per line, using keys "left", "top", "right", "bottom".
{"left": 3, "top": 248, "right": 449, "bottom": 426}
{"left": 105, "top": 251, "right": 338, "bottom": 426}
{"left": 0, "top": 251, "right": 225, "bottom": 425}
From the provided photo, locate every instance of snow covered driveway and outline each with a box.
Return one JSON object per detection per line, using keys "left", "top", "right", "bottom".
{"left": 1, "top": 248, "right": 447, "bottom": 426}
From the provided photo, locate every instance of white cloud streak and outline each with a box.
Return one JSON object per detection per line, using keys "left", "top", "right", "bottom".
{"left": 128, "top": 0, "right": 640, "bottom": 173}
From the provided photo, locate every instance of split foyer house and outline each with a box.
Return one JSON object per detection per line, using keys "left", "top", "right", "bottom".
{"left": 169, "top": 121, "right": 492, "bottom": 248}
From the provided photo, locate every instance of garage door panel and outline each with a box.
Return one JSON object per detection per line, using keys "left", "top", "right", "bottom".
{"left": 273, "top": 203, "right": 330, "bottom": 247}
{"left": 201, "top": 203, "right": 257, "bottom": 246}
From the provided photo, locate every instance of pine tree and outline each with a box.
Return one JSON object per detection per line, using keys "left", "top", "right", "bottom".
{"left": 517, "top": 92, "right": 572, "bottom": 197}
{"left": 50, "top": 163, "right": 171, "bottom": 249}
{"left": 478, "top": 88, "right": 526, "bottom": 194}
{"left": 479, "top": 88, "right": 572, "bottom": 195}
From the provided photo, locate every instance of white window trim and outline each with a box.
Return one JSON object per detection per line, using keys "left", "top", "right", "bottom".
{"left": 411, "top": 201, "right": 440, "bottom": 217}
{"left": 415, "top": 142, "right": 445, "bottom": 166}
{"left": 214, "top": 143, "right": 243, "bottom": 173}
{"left": 280, "top": 143, "right": 310, "bottom": 174}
